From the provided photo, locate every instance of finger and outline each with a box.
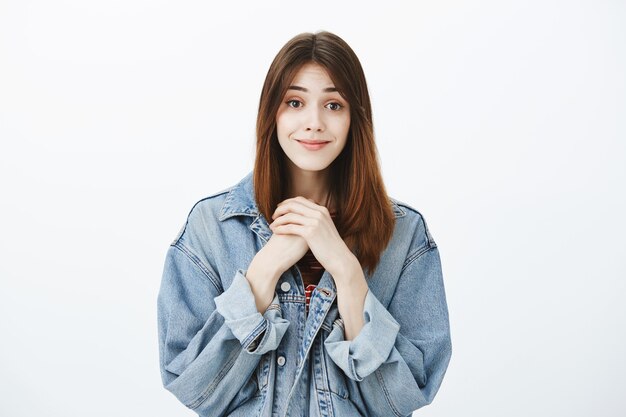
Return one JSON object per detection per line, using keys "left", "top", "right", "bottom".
{"left": 273, "top": 198, "right": 325, "bottom": 220}
{"left": 277, "top": 196, "right": 324, "bottom": 210}
{"left": 272, "top": 223, "right": 305, "bottom": 236}
{"left": 270, "top": 212, "right": 313, "bottom": 228}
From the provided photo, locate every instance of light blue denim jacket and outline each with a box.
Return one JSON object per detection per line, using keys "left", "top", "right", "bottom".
{"left": 157, "top": 171, "right": 452, "bottom": 417}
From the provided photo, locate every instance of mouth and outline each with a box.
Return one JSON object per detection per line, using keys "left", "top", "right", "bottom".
{"left": 296, "top": 139, "right": 331, "bottom": 144}
{"left": 296, "top": 139, "right": 331, "bottom": 151}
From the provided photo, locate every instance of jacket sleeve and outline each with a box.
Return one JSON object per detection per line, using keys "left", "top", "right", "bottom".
{"left": 323, "top": 245, "right": 452, "bottom": 417}
{"left": 157, "top": 243, "right": 290, "bottom": 417}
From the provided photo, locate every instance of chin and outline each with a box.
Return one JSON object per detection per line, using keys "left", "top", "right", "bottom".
{"left": 289, "top": 158, "right": 333, "bottom": 172}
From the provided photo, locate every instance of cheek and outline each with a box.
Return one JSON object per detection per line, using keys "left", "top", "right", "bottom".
{"left": 276, "top": 113, "right": 296, "bottom": 138}
{"left": 333, "top": 115, "right": 351, "bottom": 139}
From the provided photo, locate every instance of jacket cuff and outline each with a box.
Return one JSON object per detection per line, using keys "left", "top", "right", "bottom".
{"left": 323, "top": 289, "right": 400, "bottom": 381}
{"left": 214, "top": 269, "right": 289, "bottom": 355}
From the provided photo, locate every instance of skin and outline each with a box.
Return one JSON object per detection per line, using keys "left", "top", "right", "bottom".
{"left": 269, "top": 197, "right": 368, "bottom": 341}
{"left": 274, "top": 62, "right": 350, "bottom": 209}
{"left": 267, "top": 62, "right": 369, "bottom": 341}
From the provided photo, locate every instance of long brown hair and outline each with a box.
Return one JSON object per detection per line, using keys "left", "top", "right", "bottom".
{"left": 253, "top": 31, "right": 395, "bottom": 276}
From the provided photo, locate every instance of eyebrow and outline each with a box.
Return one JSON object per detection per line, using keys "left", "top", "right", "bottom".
{"left": 287, "top": 85, "right": 338, "bottom": 93}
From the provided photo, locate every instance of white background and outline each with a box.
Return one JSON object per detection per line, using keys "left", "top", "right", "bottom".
{"left": 1, "top": 1, "right": 624, "bottom": 416}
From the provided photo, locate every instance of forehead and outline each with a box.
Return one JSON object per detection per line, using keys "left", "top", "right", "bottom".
{"left": 290, "top": 63, "right": 335, "bottom": 87}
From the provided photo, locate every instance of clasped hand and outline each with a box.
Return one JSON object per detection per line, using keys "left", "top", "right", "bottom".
{"left": 269, "top": 196, "right": 355, "bottom": 279}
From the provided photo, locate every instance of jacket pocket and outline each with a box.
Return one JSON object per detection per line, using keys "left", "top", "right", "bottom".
{"left": 319, "top": 327, "right": 349, "bottom": 399}
{"left": 256, "top": 351, "right": 271, "bottom": 391}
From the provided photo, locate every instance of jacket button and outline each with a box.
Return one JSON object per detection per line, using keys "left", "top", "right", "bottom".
{"left": 280, "top": 282, "right": 291, "bottom": 292}
{"left": 277, "top": 356, "right": 286, "bottom": 366}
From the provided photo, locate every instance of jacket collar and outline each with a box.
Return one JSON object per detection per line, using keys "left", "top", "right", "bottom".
{"left": 219, "top": 171, "right": 260, "bottom": 221}
{"left": 219, "top": 170, "right": 406, "bottom": 221}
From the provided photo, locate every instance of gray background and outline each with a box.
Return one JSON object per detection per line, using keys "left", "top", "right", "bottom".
{"left": 1, "top": 1, "right": 624, "bottom": 416}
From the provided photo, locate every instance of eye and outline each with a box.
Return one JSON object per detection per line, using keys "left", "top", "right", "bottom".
{"left": 286, "top": 99, "right": 302, "bottom": 108}
{"left": 326, "top": 102, "right": 343, "bottom": 111}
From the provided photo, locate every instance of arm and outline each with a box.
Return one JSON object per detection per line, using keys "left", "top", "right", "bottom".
{"left": 324, "top": 245, "right": 452, "bottom": 417}
{"left": 334, "top": 262, "right": 368, "bottom": 341}
{"left": 157, "top": 242, "right": 290, "bottom": 417}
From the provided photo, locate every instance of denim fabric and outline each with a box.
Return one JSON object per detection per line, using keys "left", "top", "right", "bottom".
{"left": 157, "top": 171, "right": 452, "bottom": 417}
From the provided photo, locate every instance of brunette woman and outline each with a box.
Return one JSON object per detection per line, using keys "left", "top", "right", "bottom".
{"left": 157, "top": 30, "right": 452, "bottom": 417}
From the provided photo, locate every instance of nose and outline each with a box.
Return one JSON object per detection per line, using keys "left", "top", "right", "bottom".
{"left": 304, "top": 105, "right": 325, "bottom": 132}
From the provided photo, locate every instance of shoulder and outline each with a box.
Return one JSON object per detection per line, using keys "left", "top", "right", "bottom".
{"left": 170, "top": 184, "right": 236, "bottom": 246}
{"left": 389, "top": 196, "right": 437, "bottom": 251}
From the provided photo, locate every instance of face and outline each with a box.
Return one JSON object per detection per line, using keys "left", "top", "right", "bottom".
{"left": 275, "top": 62, "right": 351, "bottom": 173}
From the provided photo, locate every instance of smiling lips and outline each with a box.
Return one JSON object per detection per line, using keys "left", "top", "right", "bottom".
{"left": 296, "top": 139, "right": 330, "bottom": 144}
{"left": 296, "top": 139, "right": 330, "bottom": 150}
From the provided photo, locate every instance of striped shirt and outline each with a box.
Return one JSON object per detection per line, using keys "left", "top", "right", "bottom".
{"left": 296, "top": 210, "right": 337, "bottom": 317}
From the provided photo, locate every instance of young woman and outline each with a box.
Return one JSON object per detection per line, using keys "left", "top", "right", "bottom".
{"left": 157, "top": 31, "right": 452, "bottom": 417}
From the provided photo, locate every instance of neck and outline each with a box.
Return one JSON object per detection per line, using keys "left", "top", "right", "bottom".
{"left": 285, "top": 162, "right": 335, "bottom": 211}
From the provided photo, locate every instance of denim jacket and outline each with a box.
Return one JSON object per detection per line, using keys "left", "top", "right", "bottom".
{"left": 157, "top": 171, "right": 452, "bottom": 417}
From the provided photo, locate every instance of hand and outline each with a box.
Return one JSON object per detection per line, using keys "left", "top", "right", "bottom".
{"left": 269, "top": 196, "right": 355, "bottom": 279}
{"left": 263, "top": 220, "right": 310, "bottom": 276}
{"left": 245, "top": 227, "right": 309, "bottom": 313}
